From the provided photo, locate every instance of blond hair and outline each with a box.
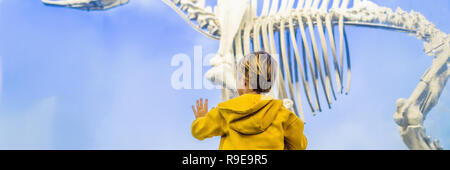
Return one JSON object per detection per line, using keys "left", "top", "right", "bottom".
{"left": 236, "top": 51, "right": 278, "bottom": 93}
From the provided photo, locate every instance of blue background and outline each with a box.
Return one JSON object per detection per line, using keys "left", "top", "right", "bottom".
{"left": 0, "top": 0, "right": 448, "bottom": 149}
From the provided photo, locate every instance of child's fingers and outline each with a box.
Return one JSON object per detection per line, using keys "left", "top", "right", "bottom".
{"left": 192, "top": 105, "right": 198, "bottom": 117}
{"left": 205, "top": 99, "right": 208, "bottom": 109}
{"left": 191, "top": 105, "right": 196, "bottom": 113}
{"left": 199, "top": 98, "right": 203, "bottom": 109}
{"left": 196, "top": 100, "right": 199, "bottom": 109}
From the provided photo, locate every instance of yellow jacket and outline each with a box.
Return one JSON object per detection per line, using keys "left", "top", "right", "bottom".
{"left": 191, "top": 94, "right": 307, "bottom": 150}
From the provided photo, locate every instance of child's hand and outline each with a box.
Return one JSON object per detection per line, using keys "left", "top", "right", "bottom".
{"left": 192, "top": 98, "right": 208, "bottom": 119}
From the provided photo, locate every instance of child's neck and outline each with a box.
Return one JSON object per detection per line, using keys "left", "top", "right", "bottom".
{"left": 244, "top": 91, "right": 260, "bottom": 95}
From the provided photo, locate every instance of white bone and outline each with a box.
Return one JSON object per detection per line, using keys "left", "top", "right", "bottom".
{"left": 251, "top": 0, "right": 258, "bottom": 17}
{"left": 316, "top": 10, "right": 337, "bottom": 100}
{"left": 312, "top": 0, "right": 321, "bottom": 10}
{"left": 253, "top": 22, "right": 262, "bottom": 51}
{"left": 340, "top": 0, "right": 350, "bottom": 9}
{"left": 221, "top": 87, "right": 228, "bottom": 101}
{"left": 320, "top": 0, "right": 330, "bottom": 11}
{"left": 42, "top": 0, "right": 128, "bottom": 10}
{"left": 279, "top": 19, "right": 302, "bottom": 117}
{"left": 214, "top": 5, "right": 218, "bottom": 16}
{"left": 278, "top": 0, "right": 289, "bottom": 14}
{"left": 269, "top": 0, "right": 279, "bottom": 16}
{"left": 338, "top": 15, "right": 345, "bottom": 93}
{"left": 344, "top": 29, "right": 351, "bottom": 94}
{"left": 205, "top": 0, "right": 249, "bottom": 91}
{"left": 257, "top": 19, "right": 278, "bottom": 104}
{"left": 332, "top": 0, "right": 341, "bottom": 9}
{"left": 297, "top": 13, "right": 322, "bottom": 112}
{"left": 243, "top": 23, "right": 252, "bottom": 55}
{"left": 196, "top": 0, "right": 205, "bottom": 8}
{"left": 306, "top": 14, "right": 333, "bottom": 108}
{"left": 261, "top": 0, "right": 271, "bottom": 16}
{"left": 325, "top": 14, "right": 343, "bottom": 93}
{"left": 304, "top": 0, "right": 313, "bottom": 9}
{"left": 288, "top": 16, "right": 316, "bottom": 113}
{"left": 296, "top": 0, "right": 305, "bottom": 9}
{"left": 294, "top": 77, "right": 306, "bottom": 121}
{"left": 43, "top": 0, "right": 77, "bottom": 6}
{"left": 205, "top": 5, "right": 212, "bottom": 12}
{"left": 286, "top": 0, "right": 295, "bottom": 11}
{"left": 394, "top": 42, "right": 449, "bottom": 149}
{"left": 234, "top": 29, "right": 244, "bottom": 65}
{"left": 268, "top": 20, "right": 288, "bottom": 99}
{"left": 354, "top": 0, "right": 361, "bottom": 7}
{"left": 216, "top": 0, "right": 249, "bottom": 59}
{"left": 320, "top": 1, "right": 342, "bottom": 95}
{"left": 261, "top": 21, "right": 271, "bottom": 52}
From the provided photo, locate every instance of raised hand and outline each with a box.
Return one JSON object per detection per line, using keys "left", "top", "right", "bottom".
{"left": 192, "top": 98, "right": 208, "bottom": 119}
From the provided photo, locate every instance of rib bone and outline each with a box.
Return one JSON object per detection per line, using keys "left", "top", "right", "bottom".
{"left": 268, "top": 20, "right": 288, "bottom": 99}
{"left": 316, "top": 0, "right": 337, "bottom": 100}
{"left": 279, "top": 19, "right": 301, "bottom": 117}
{"left": 253, "top": 22, "right": 262, "bottom": 51}
{"left": 261, "top": 0, "right": 270, "bottom": 17}
{"left": 288, "top": 16, "right": 315, "bottom": 114}
{"left": 306, "top": 12, "right": 333, "bottom": 108}
{"left": 325, "top": 11, "right": 343, "bottom": 93}
{"left": 297, "top": 13, "right": 322, "bottom": 112}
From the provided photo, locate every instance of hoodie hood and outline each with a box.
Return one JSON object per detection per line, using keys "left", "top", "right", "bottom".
{"left": 217, "top": 94, "right": 282, "bottom": 135}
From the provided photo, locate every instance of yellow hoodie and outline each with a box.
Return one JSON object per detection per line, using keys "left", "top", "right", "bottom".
{"left": 191, "top": 93, "right": 307, "bottom": 150}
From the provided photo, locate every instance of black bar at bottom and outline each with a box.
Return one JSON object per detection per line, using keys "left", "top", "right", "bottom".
{"left": 0, "top": 150, "right": 447, "bottom": 168}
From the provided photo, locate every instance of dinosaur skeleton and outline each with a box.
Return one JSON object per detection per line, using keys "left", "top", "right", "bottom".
{"left": 42, "top": 0, "right": 129, "bottom": 10}
{"left": 42, "top": 0, "right": 449, "bottom": 150}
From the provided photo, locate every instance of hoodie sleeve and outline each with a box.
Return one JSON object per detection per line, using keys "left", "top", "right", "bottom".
{"left": 284, "top": 113, "right": 308, "bottom": 150}
{"left": 191, "top": 108, "right": 225, "bottom": 141}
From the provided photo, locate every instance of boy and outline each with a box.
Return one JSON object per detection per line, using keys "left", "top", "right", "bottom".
{"left": 191, "top": 51, "right": 307, "bottom": 150}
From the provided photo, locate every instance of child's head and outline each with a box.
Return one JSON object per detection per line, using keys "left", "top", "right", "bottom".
{"left": 236, "top": 51, "right": 278, "bottom": 96}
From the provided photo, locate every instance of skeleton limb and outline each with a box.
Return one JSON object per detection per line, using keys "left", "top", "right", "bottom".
{"left": 394, "top": 36, "right": 449, "bottom": 150}
{"left": 205, "top": 0, "right": 249, "bottom": 98}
